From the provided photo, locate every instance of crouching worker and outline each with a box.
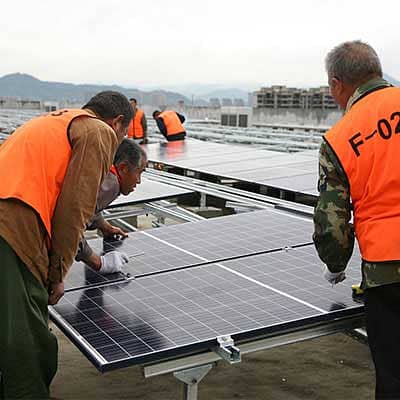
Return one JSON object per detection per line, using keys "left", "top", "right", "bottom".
{"left": 76, "top": 138, "right": 147, "bottom": 274}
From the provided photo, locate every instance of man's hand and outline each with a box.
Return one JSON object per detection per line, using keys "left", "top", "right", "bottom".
{"left": 99, "top": 251, "right": 129, "bottom": 275}
{"left": 48, "top": 282, "right": 65, "bottom": 305}
{"left": 101, "top": 222, "right": 128, "bottom": 241}
{"left": 323, "top": 267, "right": 346, "bottom": 285}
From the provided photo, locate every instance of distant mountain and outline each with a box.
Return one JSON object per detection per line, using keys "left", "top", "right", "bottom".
{"left": 0, "top": 73, "right": 189, "bottom": 106}
{"left": 384, "top": 73, "right": 400, "bottom": 87}
{"left": 147, "top": 83, "right": 260, "bottom": 99}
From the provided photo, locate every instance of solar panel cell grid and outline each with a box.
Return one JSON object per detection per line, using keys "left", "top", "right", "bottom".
{"left": 149, "top": 209, "right": 313, "bottom": 260}
{"left": 54, "top": 261, "right": 335, "bottom": 368}
{"left": 145, "top": 139, "right": 320, "bottom": 198}
{"left": 222, "top": 244, "right": 362, "bottom": 312}
{"left": 109, "top": 177, "right": 192, "bottom": 208}
{"left": 65, "top": 209, "right": 314, "bottom": 291}
{"left": 54, "top": 204, "right": 364, "bottom": 371}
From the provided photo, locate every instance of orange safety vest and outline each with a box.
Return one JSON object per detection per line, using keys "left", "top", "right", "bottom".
{"left": 324, "top": 87, "right": 400, "bottom": 262}
{"left": 127, "top": 109, "right": 145, "bottom": 139}
{"left": 159, "top": 110, "right": 184, "bottom": 137}
{"left": 0, "top": 109, "right": 97, "bottom": 239}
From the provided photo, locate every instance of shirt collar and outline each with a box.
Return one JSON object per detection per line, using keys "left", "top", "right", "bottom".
{"left": 109, "top": 164, "right": 122, "bottom": 184}
{"left": 345, "top": 77, "right": 392, "bottom": 113}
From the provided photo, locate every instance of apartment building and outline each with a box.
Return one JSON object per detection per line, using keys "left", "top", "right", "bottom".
{"left": 253, "top": 85, "right": 339, "bottom": 110}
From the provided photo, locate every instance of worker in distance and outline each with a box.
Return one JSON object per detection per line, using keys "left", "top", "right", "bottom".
{"left": 153, "top": 109, "right": 186, "bottom": 141}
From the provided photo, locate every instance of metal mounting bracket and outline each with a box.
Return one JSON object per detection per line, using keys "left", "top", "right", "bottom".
{"left": 214, "top": 335, "right": 241, "bottom": 364}
{"left": 173, "top": 364, "right": 213, "bottom": 400}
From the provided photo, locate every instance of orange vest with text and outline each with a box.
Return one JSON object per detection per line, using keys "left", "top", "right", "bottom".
{"left": 324, "top": 87, "right": 400, "bottom": 262}
{"left": 127, "top": 109, "right": 144, "bottom": 139}
{"left": 0, "top": 109, "right": 97, "bottom": 239}
{"left": 159, "top": 110, "right": 184, "bottom": 137}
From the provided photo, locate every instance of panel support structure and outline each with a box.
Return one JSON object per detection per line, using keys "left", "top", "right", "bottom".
{"left": 143, "top": 315, "right": 364, "bottom": 378}
{"left": 199, "top": 193, "right": 207, "bottom": 210}
{"left": 173, "top": 364, "right": 214, "bottom": 400}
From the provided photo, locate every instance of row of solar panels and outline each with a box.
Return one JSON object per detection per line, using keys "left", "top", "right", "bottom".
{"left": 144, "top": 139, "right": 319, "bottom": 196}
{"left": 52, "top": 209, "right": 362, "bottom": 371}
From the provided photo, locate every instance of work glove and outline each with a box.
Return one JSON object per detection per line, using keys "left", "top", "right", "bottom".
{"left": 323, "top": 267, "right": 346, "bottom": 285}
{"left": 99, "top": 251, "right": 129, "bottom": 275}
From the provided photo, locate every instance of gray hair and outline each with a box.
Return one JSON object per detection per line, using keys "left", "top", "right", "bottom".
{"left": 325, "top": 40, "right": 382, "bottom": 85}
{"left": 114, "top": 138, "right": 147, "bottom": 169}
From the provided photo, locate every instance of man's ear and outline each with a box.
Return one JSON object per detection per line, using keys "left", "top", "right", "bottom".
{"left": 330, "top": 77, "right": 343, "bottom": 94}
{"left": 111, "top": 114, "right": 124, "bottom": 129}
{"left": 104, "top": 114, "right": 125, "bottom": 132}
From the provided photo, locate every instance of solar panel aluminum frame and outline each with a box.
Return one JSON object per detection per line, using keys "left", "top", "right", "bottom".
{"left": 49, "top": 299, "right": 364, "bottom": 373}
{"left": 143, "top": 313, "right": 365, "bottom": 378}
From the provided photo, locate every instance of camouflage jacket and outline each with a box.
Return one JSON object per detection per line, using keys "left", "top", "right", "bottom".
{"left": 313, "top": 77, "right": 400, "bottom": 289}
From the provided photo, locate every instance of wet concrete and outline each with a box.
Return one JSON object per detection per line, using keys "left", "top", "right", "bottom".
{"left": 51, "top": 324, "right": 375, "bottom": 400}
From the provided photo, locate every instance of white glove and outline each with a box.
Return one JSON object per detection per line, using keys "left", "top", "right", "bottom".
{"left": 99, "top": 251, "right": 129, "bottom": 275}
{"left": 323, "top": 267, "right": 346, "bottom": 285}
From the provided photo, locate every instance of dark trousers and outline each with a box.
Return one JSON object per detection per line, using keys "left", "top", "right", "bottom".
{"left": 166, "top": 132, "right": 186, "bottom": 141}
{"left": 365, "top": 283, "right": 400, "bottom": 399}
{"left": 0, "top": 236, "right": 58, "bottom": 399}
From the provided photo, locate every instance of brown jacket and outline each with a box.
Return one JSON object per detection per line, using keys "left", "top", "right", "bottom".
{"left": 75, "top": 171, "right": 120, "bottom": 262}
{"left": 0, "top": 110, "right": 118, "bottom": 287}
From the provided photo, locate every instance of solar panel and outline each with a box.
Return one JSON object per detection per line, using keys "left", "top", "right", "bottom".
{"left": 145, "top": 139, "right": 320, "bottom": 198}
{"left": 64, "top": 235, "right": 201, "bottom": 291}
{"left": 51, "top": 243, "right": 363, "bottom": 371}
{"left": 221, "top": 244, "right": 362, "bottom": 312}
{"left": 108, "top": 177, "right": 193, "bottom": 208}
{"left": 64, "top": 260, "right": 124, "bottom": 292}
{"left": 144, "top": 139, "right": 250, "bottom": 164}
{"left": 148, "top": 209, "right": 313, "bottom": 261}
{"left": 64, "top": 209, "right": 314, "bottom": 291}
{"left": 172, "top": 149, "right": 281, "bottom": 169}
{"left": 261, "top": 173, "right": 318, "bottom": 195}
{"left": 231, "top": 165, "right": 314, "bottom": 182}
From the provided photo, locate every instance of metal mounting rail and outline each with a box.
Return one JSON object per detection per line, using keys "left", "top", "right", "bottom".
{"left": 103, "top": 209, "right": 144, "bottom": 221}
{"left": 144, "top": 171, "right": 276, "bottom": 210}
{"left": 144, "top": 201, "right": 206, "bottom": 223}
{"left": 144, "top": 314, "right": 364, "bottom": 378}
{"left": 102, "top": 210, "right": 138, "bottom": 232}
{"left": 144, "top": 169, "right": 314, "bottom": 217}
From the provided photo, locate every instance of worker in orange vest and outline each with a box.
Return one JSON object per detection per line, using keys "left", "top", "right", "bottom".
{"left": 153, "top": 109, "right": 186, "bottom": 141}
{"left": 76, "top": 138, "right": 147, "bottom": 272}
{"left": 0, "top": 91, "right": 133, "bottom": 399}
{"left": 127, "top": 98, "right": 148, "bottom": 144}
{"left": 313, "top": 41, "right": 400, "bottom": 399}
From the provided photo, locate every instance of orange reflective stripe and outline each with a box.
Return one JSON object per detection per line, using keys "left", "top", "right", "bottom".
{"left": 0, "top": 109, "right": 97, "bottom": 239}
{"left": 159, "top": 111, "right": 184, "bottom": 136}
{"left": 325, "top": 87, "right": 400, "bottom": 261}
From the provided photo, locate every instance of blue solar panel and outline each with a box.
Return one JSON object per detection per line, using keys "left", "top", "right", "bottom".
{"left": 64, "top": 209, "right": 313, "bottom": 291}
{"left": 52, "top": 242, "right": 363, "bottom": 371}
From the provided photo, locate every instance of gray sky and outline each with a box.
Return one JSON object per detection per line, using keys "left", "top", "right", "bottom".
{"left": 1, "top": 0, "right": 399, "bottom": 89}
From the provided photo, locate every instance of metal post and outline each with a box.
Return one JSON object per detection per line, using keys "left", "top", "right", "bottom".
{"left": 173, "top": 364, "right": 213, "bottom": 400}
{"left": 199, "top": 193, "right": 207, "bottom": 210}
